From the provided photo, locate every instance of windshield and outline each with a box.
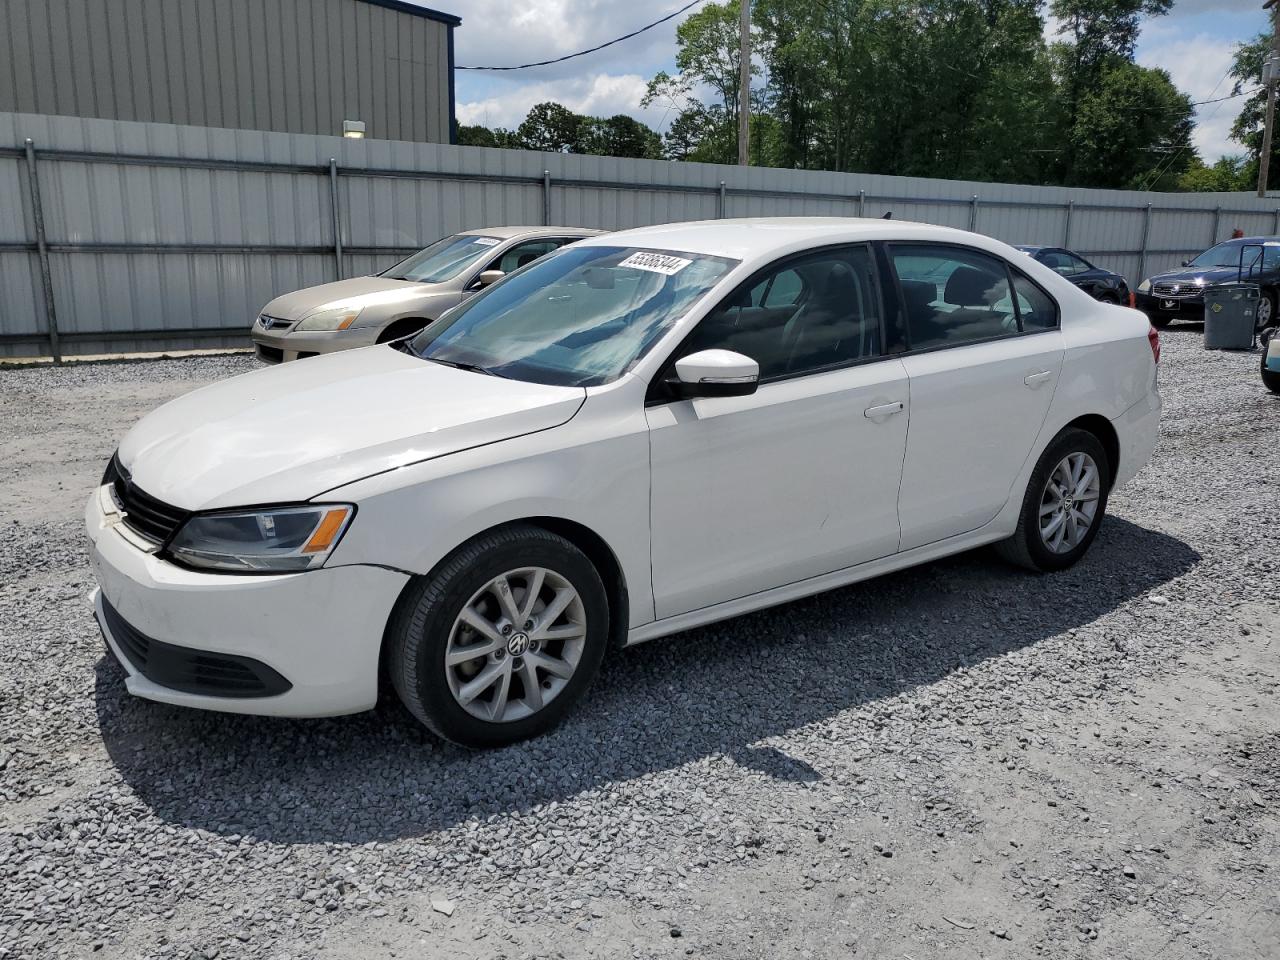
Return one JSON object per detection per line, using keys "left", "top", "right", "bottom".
{"left": 1189, "top": 242, "right": 1262, "bottom": 269}
{"left": 408, "top": 245, "right": 738, "bottom": 386}
{"left": 380, "top": 234, "right": 504, "bottom": 283}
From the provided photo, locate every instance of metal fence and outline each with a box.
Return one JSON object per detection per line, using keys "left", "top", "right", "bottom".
{"left": 3, "top": 109, "right": 1280, "bottom": 359}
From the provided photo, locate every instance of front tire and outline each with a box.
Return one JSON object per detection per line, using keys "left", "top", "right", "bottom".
{"left": 996, "top": 428, "right": 1111, "bottom": 572}
{"left": 387, "top": 525, "right": 610, "bottom": 748}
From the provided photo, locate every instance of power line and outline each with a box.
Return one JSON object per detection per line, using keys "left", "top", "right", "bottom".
{"left": 456, "top": 0, "right": 708, "bottom": 71}
{"left": 1138, "top": 66, "right": 1235, "bottom": 192}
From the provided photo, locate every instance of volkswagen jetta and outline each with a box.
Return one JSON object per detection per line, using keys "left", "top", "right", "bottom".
{"left": 88, "top": 218, "right": 1161, "bottom": 747}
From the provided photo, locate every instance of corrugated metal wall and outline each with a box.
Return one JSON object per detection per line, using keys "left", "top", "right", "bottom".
{"left": 3, "top": 110, "right": 1279, "bottom": 357}
{"left": 0, "top": 0, "right": 455, "bottom": 143}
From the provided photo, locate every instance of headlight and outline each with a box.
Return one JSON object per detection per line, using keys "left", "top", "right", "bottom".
{"left": 1137, "top": 279, "right": 1151, "bottom": 293}
{"left": 168, "top": 505, "right": 354, "bottom": 573}
{"left": 295, "top": 307, "right": 361, "bottom": 331}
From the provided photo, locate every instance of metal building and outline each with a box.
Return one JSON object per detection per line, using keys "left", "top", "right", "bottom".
{"left": 0, "top": 0, "right": 461, "bottom": 143}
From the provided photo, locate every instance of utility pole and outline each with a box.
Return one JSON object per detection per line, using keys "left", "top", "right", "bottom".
{"left": 1259, "top": 0, "right": 1279, "bottom": 197}
{"left": 737, "top": 0, "right": 750, "bottom": 166}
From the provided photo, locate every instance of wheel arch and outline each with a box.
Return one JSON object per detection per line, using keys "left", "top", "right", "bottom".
{"left": 1062, "top": 413, "right": 1120, "bottom": 491}
{"left": 378, "top": 516, "right": 631, "bottom": 695}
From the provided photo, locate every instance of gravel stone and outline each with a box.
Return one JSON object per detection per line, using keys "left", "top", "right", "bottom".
{"left": 1, "top": 335, "right": 1277, "bottom": 958}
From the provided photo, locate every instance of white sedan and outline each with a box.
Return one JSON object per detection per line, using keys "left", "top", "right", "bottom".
{"left": 87, "top": 218, "right": 1161, "bottom": 747}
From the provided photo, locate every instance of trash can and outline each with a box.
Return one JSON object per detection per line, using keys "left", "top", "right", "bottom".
{"left": 1203, "top": 283, "right": 1258, "bottom": 350}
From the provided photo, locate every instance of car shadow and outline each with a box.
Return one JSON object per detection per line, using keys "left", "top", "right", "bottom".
{"left": 95, "top": 516, "right": 1198, "bottom": 844}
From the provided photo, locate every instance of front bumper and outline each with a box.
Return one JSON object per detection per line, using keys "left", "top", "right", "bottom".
{"left": 250, "top": 325, "right": 382, "bottom": 364}
{"left": 86, "top": 486, "right": 409, "bottom": 717}
{"left": 1135, "top": 291, "right": 1204, "bottom": 322}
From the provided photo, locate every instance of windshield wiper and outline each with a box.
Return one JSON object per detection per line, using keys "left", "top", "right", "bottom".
{"left": 422, "top": 355, "right": 502, "bottom": 377}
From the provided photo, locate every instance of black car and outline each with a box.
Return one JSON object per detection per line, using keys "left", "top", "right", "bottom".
{"left": 1014, "top": 246, "right": 1132, "bottom": 305}
{"left": 1135, "top": 236, "right": 1280, "bottom": 330}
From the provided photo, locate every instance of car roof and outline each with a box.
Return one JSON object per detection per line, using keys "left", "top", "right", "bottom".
{"left": 1013, "top": 245, "right": 1044, "bottom": 253}
{"left": 457, "top": 226, "right": 603, "bottom": 239}
{"left": 573, "top": 217, "right": 1001, "bottom": 262}
{"left": 1212, "top": 236, "right": 1280, "bottom": 246}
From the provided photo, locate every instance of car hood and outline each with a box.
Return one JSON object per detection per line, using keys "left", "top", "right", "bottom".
{"left": 260, "top": 276, "right": 441, "bottom": 321}
{"left": 117, "top": 346, "right": 586, "bottom": 511}
{"left": 1149, "top": 266, "right": 1241, "bottom": 288}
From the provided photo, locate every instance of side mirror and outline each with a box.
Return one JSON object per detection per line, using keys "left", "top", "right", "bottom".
{"left": 1181, "top": 259, "right": 1191, "bottom": 267}
{"left": 476, "top": 269, "right": 505, "bottom": 288}
{"left": 670, "top": 349, "right": 759, "bottom": 399}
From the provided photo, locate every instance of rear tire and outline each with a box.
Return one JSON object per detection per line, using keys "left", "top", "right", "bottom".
{"left": 996, "top": 428, "right": 1111, "bottom": 573}
{"left": 387, "top": 524, "right": 609, "bottom": 748}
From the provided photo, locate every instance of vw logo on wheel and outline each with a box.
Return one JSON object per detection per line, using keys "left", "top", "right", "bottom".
{"left": 506, "top": 632, "right": 530, "bottom": 657}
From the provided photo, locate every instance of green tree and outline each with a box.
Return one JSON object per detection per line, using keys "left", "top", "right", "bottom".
{"left": 581, "top": 115, "right": 664, "bottom": 159}
{"left": 1178, "top": 155, "right": 1251, "bottom": 193}
{"left": 457, "top": 124, "right": 520, "bottom": 149}
{"left": 516, "top": 102, "right": 588, "bottom": 153}
{"left": 1048, "top": 0, "right": 1174, "bottom": 182}
{"left": 1051, "top": 0, "right": 1172, "bottom": 65}
{"left": 1067, "top": 60, "right": 1196, "bottom": 189}
{"left": 1228, "top": 33, "right": 1273, "bottom": 189}
{"left": 643, "top": 2, "right": 759, "bottom": 163}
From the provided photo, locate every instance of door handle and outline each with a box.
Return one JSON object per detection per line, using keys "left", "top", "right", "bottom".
{"left": 864, "top": 401, "right": 905, "bottom": 419}
{"left": 1024, "top": 370, "right": 1053, "bottom": 386}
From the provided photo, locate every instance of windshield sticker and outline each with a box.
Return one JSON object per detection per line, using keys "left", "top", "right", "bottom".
{"left": 617, "top": 252, "right": 693, "bottom": 275}
{"left": 471, "top": 237, "right": 502, "bottom": 246}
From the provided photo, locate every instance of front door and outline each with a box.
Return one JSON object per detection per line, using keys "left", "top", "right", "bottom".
{"left": 646, "top": 245, "right": 910, "bottom": 619}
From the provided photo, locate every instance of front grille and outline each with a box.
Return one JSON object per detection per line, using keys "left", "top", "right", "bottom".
{"left": 100, "top": 597, "right": 292, "bottom": 698}
{"left": 103, "top": 455, "right": 188, "bottom": 546}
{"left": 1152, "top": 281, "right": 1200, "bottom": 299}
{"left": 257, "top": 314, "right": 293, "bottom": 330}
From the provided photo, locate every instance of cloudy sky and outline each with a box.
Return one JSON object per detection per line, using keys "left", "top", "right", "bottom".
{"left": 434, "top": 0, "right": 1268, "bottom": 163}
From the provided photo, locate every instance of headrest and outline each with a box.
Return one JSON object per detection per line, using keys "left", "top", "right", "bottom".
{"left": 516, "top": 252, "right": 539, "bottom": 268}
{"left": 816, "top": 261, "right": 856, "bottom": 298}
{"left": 944, "top": 266, "right": 999, "bottom": 307}
{"left": 899, "top": 278, "right": 936, "bottom": 316}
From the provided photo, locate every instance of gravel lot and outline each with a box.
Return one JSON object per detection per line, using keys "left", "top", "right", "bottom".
{"left": 2, "top": 329, "right": 1278, "bottom": 960}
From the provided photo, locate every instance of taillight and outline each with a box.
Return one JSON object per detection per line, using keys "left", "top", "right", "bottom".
{"left": 1128, "top": 291, "right": 1136, "bottom": 308}
{"left": 1147, "top": 326, "right": 1160, "bottom": 363}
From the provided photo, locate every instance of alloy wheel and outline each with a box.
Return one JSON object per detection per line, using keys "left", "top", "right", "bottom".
{"left": 1038, "top": 452, "right": 1101, "bottom": 554}
{"left": 444, "top": 567, "right": 587, "bottom": 723}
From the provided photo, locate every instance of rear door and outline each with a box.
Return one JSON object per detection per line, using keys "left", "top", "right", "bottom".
{"left": 887, "top": 243, "right": 1064, "bottom": 551}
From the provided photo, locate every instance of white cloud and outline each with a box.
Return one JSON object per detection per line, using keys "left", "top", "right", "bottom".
{"left": 1137, "top": 35, "right": 1247, "bottom": 161}
{"left": 457, "top": 73, "right": 669, "bottom": 130}
{"left": 1168, "top": 0, "right": 1258, "bottom": 13}
{"left": 450, "top": 0, "right": 675, "bottom": 82}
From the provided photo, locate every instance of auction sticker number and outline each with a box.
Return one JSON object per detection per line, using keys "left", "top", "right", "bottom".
{"left": 618, "top": 252, "right": 693, "bottom": 275}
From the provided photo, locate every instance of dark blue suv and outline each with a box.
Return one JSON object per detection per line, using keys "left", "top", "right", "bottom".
{"left": 1136, "top": 237, "right": 1280, "bottom": 330}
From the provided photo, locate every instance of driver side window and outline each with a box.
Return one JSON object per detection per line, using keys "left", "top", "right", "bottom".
{"left": 481, "top": 239, "right": 561, "bottom": 280}
{"left": 683, "top": 246, "right": 882, "bottom": 381}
